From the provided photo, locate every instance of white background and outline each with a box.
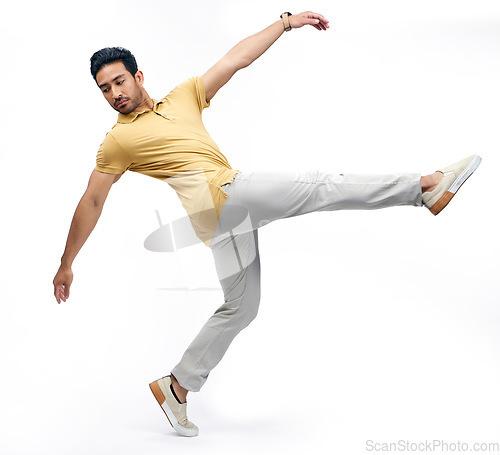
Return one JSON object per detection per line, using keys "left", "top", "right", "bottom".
{"left": 1, "top": 0, "right": 499, "bottom": 454}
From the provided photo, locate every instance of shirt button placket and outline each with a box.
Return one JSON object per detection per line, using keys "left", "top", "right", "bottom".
{"left": 154, "top": 111, "right": 171, "bottom": 121}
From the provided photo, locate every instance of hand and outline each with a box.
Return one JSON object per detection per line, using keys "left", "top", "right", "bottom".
{"left": 53, "top": 265, "right": 73, "bottom": 304}
{"left": 289, "top": 11, "right": 329, "bottom": 31}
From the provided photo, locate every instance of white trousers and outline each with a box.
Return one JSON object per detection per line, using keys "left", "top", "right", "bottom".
{"left": 171, "top": 170, "right": 423, "bottom": 391}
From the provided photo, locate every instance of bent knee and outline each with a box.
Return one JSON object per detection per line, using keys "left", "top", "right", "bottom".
{"left": 238, "top": 292, "right": 261, "bottom": 329}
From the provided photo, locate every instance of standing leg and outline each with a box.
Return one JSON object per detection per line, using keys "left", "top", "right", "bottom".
{"left": 171, "top": 229, "right": 261, "bottom": 392}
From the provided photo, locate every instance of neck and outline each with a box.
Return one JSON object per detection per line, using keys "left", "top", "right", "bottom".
{"left": 134, "top": 89, "right": 154, "bottom": 112}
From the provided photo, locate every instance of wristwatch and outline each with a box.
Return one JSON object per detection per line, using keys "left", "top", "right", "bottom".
{"left": 280, "top": 12, "right": 292, "bottom": 32}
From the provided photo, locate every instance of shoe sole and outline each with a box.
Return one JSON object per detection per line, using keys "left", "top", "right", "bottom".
{"left": 430, "top": 155, "right": 482, "bottom": 216}
{"left": 149, "top": 380, "right": 198, "bottom": 437}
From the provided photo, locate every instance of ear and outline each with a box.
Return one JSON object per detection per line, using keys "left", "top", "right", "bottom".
{"left": 134, "top": 70, "right": 145, "bottom": 85}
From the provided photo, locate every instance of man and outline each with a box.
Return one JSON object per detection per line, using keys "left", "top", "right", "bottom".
{"left": 53, "top": 11, "right": 481, "bottom": 437}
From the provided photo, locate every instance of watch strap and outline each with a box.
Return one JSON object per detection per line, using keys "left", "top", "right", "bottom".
{"left": 280, "top": 12, "right": 292, "bottom": 32}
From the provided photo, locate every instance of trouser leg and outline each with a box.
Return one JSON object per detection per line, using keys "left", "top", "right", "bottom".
{"left": 211, "top": 170, "right": 422, "bottom": 241}
{"left": 171, "top": 229, "right": 260, "bottom": 392}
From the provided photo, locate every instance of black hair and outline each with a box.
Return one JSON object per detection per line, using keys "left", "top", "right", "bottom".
{"left": 90, "top": 47, "right": 138, "bottom": 81}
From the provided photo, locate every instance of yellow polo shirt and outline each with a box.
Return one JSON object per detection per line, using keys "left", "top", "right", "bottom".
{"left": 95, "top": 76, "right": 240, "bottom": 244}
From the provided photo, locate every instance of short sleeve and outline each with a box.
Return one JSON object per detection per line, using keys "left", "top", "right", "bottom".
{"left": 168, "top": 76, "right": 210, "bottom": 113}
{"left": 95, "top": 131, "right": 130, "bottom": 174}
{"left": 192, "top": 76, "right": 210, "bottom": 111}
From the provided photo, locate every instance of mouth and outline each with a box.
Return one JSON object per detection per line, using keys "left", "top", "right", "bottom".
{"left": 115, "top": 98, "right": 128, "bottom": 108}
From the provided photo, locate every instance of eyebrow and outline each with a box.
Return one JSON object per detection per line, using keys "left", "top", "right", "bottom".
{"left": 98, "top": 74, "right": 126, "bottom": 89}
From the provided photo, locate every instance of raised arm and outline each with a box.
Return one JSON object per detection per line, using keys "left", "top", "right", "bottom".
{"left": 53, "top": 170, "right": 121, "bottom": 303}
{"left": 202, "top": 11, "right": 329, "bottom": 103}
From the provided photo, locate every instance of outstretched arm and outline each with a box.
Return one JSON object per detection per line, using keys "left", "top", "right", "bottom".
{"left": 53, "top": 170, "right": 121, "bottom": 303}
{"left": 202, "top": 11, "right": 329, "bottom": 102}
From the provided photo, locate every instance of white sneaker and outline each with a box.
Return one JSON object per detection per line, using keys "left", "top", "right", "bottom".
{"left": 423, "top": 155, "right": 482, "bottom": 215}
{"left": 149, "top": 375, "right": 199, "bottom": 437}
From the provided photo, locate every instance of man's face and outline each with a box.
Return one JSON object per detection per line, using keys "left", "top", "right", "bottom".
{"left": 95, "top": 61, "right": 144, "bottom": 114}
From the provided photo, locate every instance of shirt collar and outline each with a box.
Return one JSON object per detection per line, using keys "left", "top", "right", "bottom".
{"left": 117, "top": 99, "right": 163, "bottom": 124}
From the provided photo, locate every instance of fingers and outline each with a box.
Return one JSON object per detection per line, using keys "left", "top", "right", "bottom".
{"left": 308, "top": 19, "right": 327, "bottom": 31}
{"left": 58, "top": 286, "right": 65, "bottom": 303}
{"left": 54, "top": 284, "right": 68, "bottom": 304}
{"left": 307, "top": 12, "right": 328, "bottom": 23}
{"left": 53, "top": 267, "right": 73, "bottom": 304}
{"left": 303, "top": 11, "right": 329, "bottom": 31}
{"left": 311, "top": 21, "right": 322, "bottom": 31}
{"left": 289, "top": 11, "right": 329, "bottom": 30}
{"left": 54, "top": 282, "right": 60, "bottom": 303}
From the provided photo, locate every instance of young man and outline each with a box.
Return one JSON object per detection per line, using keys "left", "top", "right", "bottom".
{"left": 53, "top": 11, "right": 481, "bottom": 437}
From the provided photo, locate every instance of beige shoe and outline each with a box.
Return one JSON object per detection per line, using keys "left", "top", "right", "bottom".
{"left": 423, "top": 155, "right": 482, "bottom": 215}
{"left": 149, "top": 375, "right": 199, "bottom": 437}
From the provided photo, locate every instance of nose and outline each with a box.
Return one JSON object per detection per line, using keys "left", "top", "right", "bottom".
{"left": 112, "top": 86, "right": 123, "bottom": 100}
